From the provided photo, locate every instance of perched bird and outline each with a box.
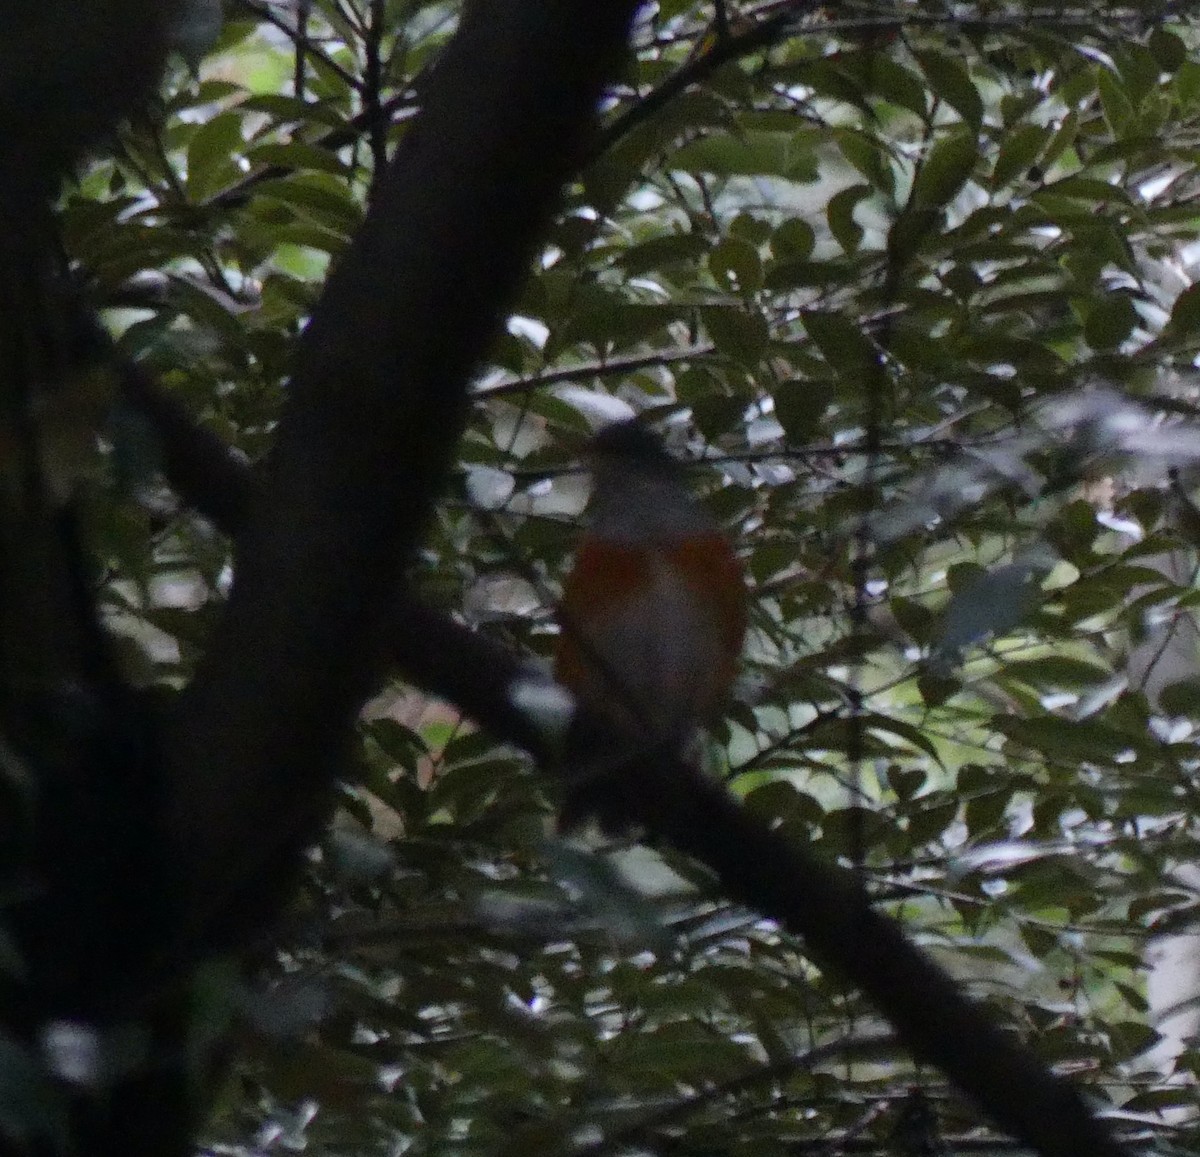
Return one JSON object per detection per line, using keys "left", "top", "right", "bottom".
{"left": 553, "top": 419, "right": 747, "bottom": 829}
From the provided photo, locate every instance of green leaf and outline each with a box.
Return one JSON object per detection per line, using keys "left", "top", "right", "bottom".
{"left": 701, "top": 305, "right": 769, "bottom": 366}
{"left": 887, "top": 766, "right": 926, "bottom": 800}
{"left": 1097, "top": 66, "right": 1134, "bottom": 135}
{"left": 239, "top": 92, "right": 346, "bottom": 127}
{"left": 992, "top": 123, "right": 1050, "bottom": 188}
{"left": 1115, "top": 46, "right": 1163, "bottom": 109}
{"left": 827, "top": 183, "right": 870, "bottom": 253}
{"left": 890, "top": 595, "right": 935, "bottom": 644}
{"left": 910, "top": 129, "right": 978, "bottom": 210}
{"left": 912, "top": 662, "right": 960, "bottom": 710}
{"left": 771, "top": 377, "right": 833, "bottom": 441}
{"left": 606, "top": 1022, "right": 751, "bottom": 1085}
{"left": 671, "top": 130, "right": 819, "bottom": 181}
{"left": 802, "top": 309, "right": 878, "bottom": 372}
{"left": 258, "top": 222, "right": 348, "bottom": 256}
{"left": 861, "top": 56, "right": 929, "bottom": 118}
{"left": 906, "top": 797, "right": 959, "bottom": 845}
{"left": 1084, "top": 293, "right": 1138, "bottom": 350}
{"left": 1168, "top": 282, "right": 1200, "bottom": 336}
{"left": 835, "top": 128, "right": 894, "bottom": 193}
{"left": 255, "top": 175, "right": 362, "bottom": 233}
{"left": 1156, "top": 678, "right": 1200, "bottom": 716}
{"left": 246, "top": 141, "right": 354, "bottom": 176}
{"left": 617, "top": 232, "right": 710, "bottom": 275}
{"left": 865, "top": 713, "right": 944, "bottom": 763}
{"left": 728, "top": 212, "right": 771, "bottom": 244}
{"left": 165, "top": 276, "right": 250, "bottom": 347}
{"left": 708, "top": 237, "right": 763, "bottom": 295}
{"left": 915, "top": 51, "right": 984, "bottom": 130}
{"left": 769, "top": 217, "right": 815, "bottom": 260}
{"left": 1149, "top": 28, "right": 1187, "bottom": 73}
{"left": 186, "top": 110, "right": 245, "bottom": 200}
{"left": 558, "top": 286, "right": 679, "bottom": 351}
{"left": 996, "top": 717, "right": 1142, "bottom": 765}
{"left": 998, "top": 656, "right": 1112, "bottom": 689}
{"left": 1042, "top": 175, "right": 1130, "bottom": 206}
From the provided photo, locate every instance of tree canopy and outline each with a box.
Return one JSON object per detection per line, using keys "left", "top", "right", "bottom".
{"left": 6, "top": 2, "right": 1200, "bottom": 1156}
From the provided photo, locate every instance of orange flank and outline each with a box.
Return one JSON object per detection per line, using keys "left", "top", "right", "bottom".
{"left": 554, "top": 530, "right": 747, "bottom": 739}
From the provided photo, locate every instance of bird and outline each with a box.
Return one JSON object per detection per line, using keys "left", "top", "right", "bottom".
{"left": 553, "top": 418, "right": 747, "bottom": 830}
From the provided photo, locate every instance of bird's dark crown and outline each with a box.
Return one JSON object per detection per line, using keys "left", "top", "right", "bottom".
{"left": 588, "top": 418, "right": 675, "bottom": 468}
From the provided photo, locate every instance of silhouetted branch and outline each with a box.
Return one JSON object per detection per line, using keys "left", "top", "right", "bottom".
{"left": 165, "top": 0, "right": 645, "bottom": 949}
{"left": 116, "top": 357, "right": 253, "bottom": 532}
{"left": 619, "top": 758, "right": 1130, "bottom": 1157}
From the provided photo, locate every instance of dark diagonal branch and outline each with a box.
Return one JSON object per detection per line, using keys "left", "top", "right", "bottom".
{"left": 633, "top": 766, "right": 1130, "bottom": 1157}
{"left": 116, "top": 357, "right": 253, "bottom": 532}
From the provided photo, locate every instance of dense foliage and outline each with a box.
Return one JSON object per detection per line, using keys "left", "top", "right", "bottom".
{"left": 25, "top": 1, "right": 1200, "bottom": 1153}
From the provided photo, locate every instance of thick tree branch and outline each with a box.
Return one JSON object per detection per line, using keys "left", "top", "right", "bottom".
{"left": 165, "top": 0, "right": 643, "bottom": 945}
{"left": 116, "top": 357, "right": 254, "bottom": 532}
